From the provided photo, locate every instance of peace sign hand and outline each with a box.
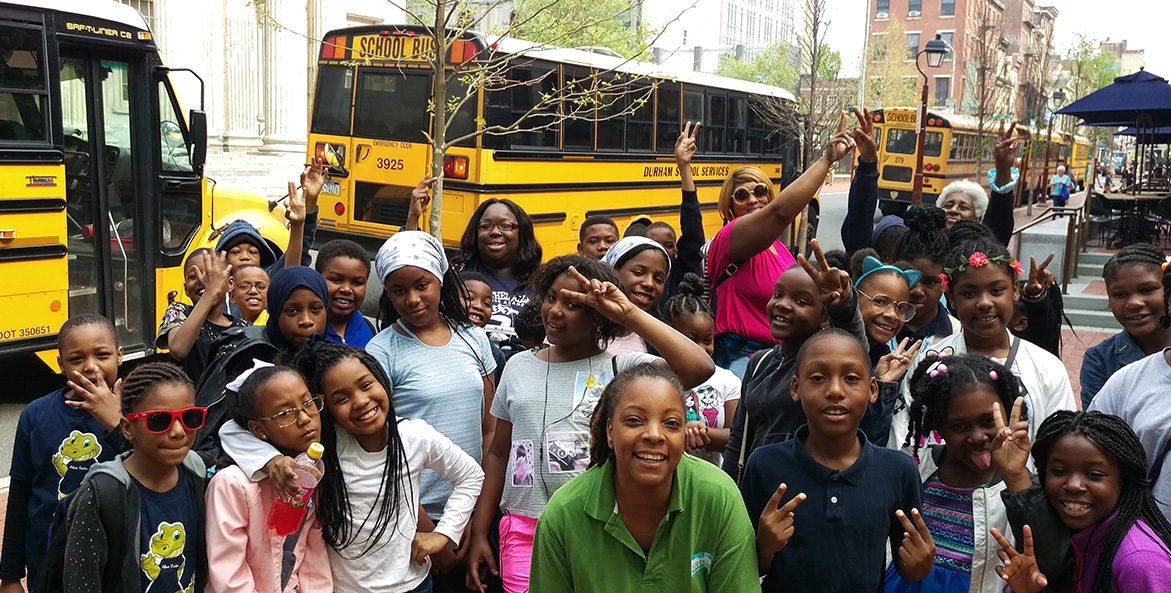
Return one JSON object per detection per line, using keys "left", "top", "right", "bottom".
{"left": 1025, "top": 253, "right": 1055, "bottom": 297}
{"left": 797, "top": 239, "right": 852, "bottom": 307}
{"left": 300, "top": 157, "right": 328, "bottom": 211}
{"left": 852, "top": 107, "right": 878, "bottom": 163}
{"left": 823, "top": 112, "right": 856, "bottom": 165}
{"left": 757, "top": 484, "right": 807, "bottom": 559}
{"left": 560, "top": 265, "right": 638, "bottom": 323}
{"left": 895, "top": 509, "right": 936, "bottom": 580}
{"left": 991, "top": 525, "right": 1048, "bottom": 593}
{"left": 990, "top": 397, "right": 1032, "bottom": 491}
{"left": 676, "top": 122, "right": 700, "bottom": 167}
{"left": 875, "top": 338, "right": 923, "bottom": 383}
{"left": 993, "top": 120, "right": 1019, "bottom": 171}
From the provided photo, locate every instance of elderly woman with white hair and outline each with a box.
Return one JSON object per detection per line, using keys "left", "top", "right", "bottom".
{"left": 935, "top": 121, "right": 1023, "bottom": 246}
{"left": 1049, "top": 165, "right": 1073, "bottom": 207}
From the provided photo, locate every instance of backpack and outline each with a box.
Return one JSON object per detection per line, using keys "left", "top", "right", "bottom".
{"left": 191, "top": 325, "right": 280, "bottom": 467}
{"left": 35, "top": 473, "right": 127, "bottom": 593}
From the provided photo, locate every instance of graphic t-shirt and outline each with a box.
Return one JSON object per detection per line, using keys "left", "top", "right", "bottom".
{"left": 683, "top": 366, "right": 741, "bottom": 466}
{"left": 491, "top": 350, "right": 658, "bottom": 519}
{"left": 8, "top": 389, "right": 120, "bottom": 581}
{"left": 157, "top": 300, "right": 248, "bottom": 381}
{"left": 464, "top": 262, "right": 533, "bottom": 348}
{"left": 135, "top": 471, "right": 199, "bottom": 593}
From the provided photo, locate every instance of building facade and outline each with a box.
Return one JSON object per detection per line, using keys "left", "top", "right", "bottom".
{"left": 1100, "top": 39, "right": 1146, "bottom": 76}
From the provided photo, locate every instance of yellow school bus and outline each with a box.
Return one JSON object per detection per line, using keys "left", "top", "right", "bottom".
{"left": 0, "top": 0, "right": 288, "bottom": 371}
{"left": 308, "top": 26, "right": 814, "bottom": 256}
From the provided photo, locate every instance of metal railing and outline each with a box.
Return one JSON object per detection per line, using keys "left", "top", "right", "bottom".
{"left": 1010, "top": 193, "right": 1088, "bottom": 295}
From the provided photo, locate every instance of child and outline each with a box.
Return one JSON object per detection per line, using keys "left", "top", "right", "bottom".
{"left": 644, "top": 221, "right": 678, "bottom": 261}
{"left": 313, "top": 239, "right": 375, "bottom": 348}
{"left": 740, "top": 328, "right": 934, "bottom": 592}
{"left": 888, "top": 235, "right": 1078, "bottom": 452}
{"left": 513, "top": 298, "right": 545, "bottom": 351}
{"left": 576, "top": 215, "right": 619, "bottom": 260}
{"left": 366, "top": 231, "right": 496, "bottom": 522}
{"left": 663, "top": 273, "right": 741, "bottom": 467}
{"left": 529, "top": 364, "right": 760, "bottom": 592}
{"left": 464, "top": 255, "right": 715, "bottom": 593}
{"left": 894, "top": 205, "right": 959, "bottom": 349}
{"left": 1080, "top": 243, "right": 1171, "bottom": 407}
{"left": 229, "top": 265, "right": 270, "bottom": 325}
{"left": 990, "top": 411, "right": 1171, "bottom": 592}
{"left": 205, "top": 365, "right": 331, "bottom": 593}
{"left": 224, "top": 341, "right": 483, "bottom": 593}
{"left": 600, "top": 236, "right": 672, "bottom": 353}
{"left": 47, "top": 362, "right": 208, "bottom": 593}
{"left": 461, "top": 270, "right": 508, "bottom": 384}
{"left": 263, "top": 266, "right": 328, "bottom": 358}
{"left": 160, "top": 248, "right": 248, "bottom": 380}
{"left": 886, "top": 355, "right": 1025, "bottom": 593}
{"left": 850, "top": 251, "right": 922, "bottom": 368}
{"left": 0, "top": 315, "right": 126, "bottom": 589}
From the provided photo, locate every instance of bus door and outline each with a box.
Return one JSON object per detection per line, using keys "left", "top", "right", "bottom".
{"left": 57, "top": 51, "right": 151, "bottom": 352}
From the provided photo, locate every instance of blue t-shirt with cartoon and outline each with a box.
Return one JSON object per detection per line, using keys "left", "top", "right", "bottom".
{"left": 136, "top": 471, "right": 199, "bottom": 593}
{"left": 9, "top": 388, "right": 120, "bottom": 579}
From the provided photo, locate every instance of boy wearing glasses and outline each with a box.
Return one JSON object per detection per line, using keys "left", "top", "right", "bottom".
{"left": 1, "top": 314, "right": 128, "bottom": 590}
{"left": 230, "top": 265, "right": 271, "bottom": 326}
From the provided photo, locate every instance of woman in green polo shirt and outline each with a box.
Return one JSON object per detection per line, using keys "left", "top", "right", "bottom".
{"left": 530, "top": 364, "right": 761, "bottom": 592}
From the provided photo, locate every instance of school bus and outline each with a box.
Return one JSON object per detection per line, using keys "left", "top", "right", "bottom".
{"left": 307, "top": 26, "right": 813, "bottom": 257}
{"left": 0, "top": 0, "right": 288, "bottom": 371}
{"left": 870, "top": 107, "right": 1089, "bottom": 213}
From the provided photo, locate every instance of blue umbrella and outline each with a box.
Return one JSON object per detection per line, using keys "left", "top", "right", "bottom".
{"left": 1056, "top": 69, "right": 1171, "bottom": 127}
{"left": 1117, "top": 126, "right": 1171, "bottom": 144}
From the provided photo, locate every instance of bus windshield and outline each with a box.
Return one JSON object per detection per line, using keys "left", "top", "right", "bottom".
{"left": 886, "top": 128, "right": 917, "bottom": 155}
{"left": 355, "top": 69, "right": 430, "bottom": 142}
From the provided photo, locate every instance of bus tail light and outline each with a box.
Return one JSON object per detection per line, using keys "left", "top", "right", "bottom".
{"left": 334, "top": 202, "right": 345, "bottom": 216}
{"left": 444, "top": 155, "right": 469, "bottom": 180}
{"left": 315, "top": 142, "right": 346, "bottom": 169}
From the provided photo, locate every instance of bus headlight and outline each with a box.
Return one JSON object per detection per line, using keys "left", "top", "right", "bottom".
{"left": 443, "top": 155, "right": 468, "bottom": 180}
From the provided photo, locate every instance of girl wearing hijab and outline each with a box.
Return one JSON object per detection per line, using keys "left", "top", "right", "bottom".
{"left": 600, "top": 236, "right": 673, "bottom": 354}
{"left": 365, "top": 231, "right": 497, "bottom": 524}
{"left": 264, "top": 266, "right": 329, "bottom": 358}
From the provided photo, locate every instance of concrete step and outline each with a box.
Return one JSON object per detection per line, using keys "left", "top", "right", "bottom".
{"left": 1064, "top": 308, "right": 1122, "bottom": 331}
{"left": 1079, "top": 251, "right": 1114, "bottom": 266}
{"left": 1077, "top": 261, "right": 1107, "bottom": 279}
{"left": 1063, "top": 293, "right": 1108, "bottom": 311}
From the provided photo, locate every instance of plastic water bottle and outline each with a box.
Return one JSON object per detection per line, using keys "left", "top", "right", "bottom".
{"left": 267, "top": 443, "right": 325, "bottom": 536}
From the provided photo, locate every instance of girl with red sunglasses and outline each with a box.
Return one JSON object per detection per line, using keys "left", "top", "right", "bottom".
{"left": 40, "top": 361, "right": 210, "bottom": 593}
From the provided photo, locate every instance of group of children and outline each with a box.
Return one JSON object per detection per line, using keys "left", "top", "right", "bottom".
{"left": 4, "top": 116, "right": 1171, "bottom": 593}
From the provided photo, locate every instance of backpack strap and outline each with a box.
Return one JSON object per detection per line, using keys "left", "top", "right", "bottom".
{"left": 713, "top": 262, "right": 745, "bottom": 290}
{"left": 1149, "top": 439, "right": 1171, "bottom": 485}
{"left": 736, "top": 348, "right": 773, "bottom": 485}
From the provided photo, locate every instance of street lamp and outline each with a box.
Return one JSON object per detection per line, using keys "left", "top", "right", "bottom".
{"left": 1039, "top": 89, "right": 1067, "bottom": 206}
{"left": 912, "top": 34, "right": 951, "bottom": 205}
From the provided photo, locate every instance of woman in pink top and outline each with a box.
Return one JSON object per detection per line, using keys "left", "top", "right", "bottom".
{"left": 702, "top": 115, "right": 856, "bottom": 377}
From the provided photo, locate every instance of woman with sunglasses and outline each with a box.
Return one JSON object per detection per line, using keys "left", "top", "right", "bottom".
{"left": 206, "top": 364, "right": 332, "bottom": 593}
{"left": 43, "top": 362, "right": 210, "bottom": 593}
{"left": 458, "top": 198, "right": 543, "bottom": 352}
{"left": 704, "top": 114, "right": 855, "bottom": 377}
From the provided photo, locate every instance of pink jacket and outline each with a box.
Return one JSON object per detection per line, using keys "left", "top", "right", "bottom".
{"left": 205, "top": 464, "right": 333, "bottom": 593}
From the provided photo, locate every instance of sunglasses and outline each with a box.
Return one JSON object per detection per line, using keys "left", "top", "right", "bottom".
{"left": 126, "top": 407, "right": 208, "bottom": 434}
{"left": 733, "top": 183, "right": 770, "bottom": 203}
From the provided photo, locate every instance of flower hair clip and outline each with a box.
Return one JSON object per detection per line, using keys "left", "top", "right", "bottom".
{"left": 939, "top": 273, "right": 948, "bottom": 291}
{"left": 943, "top": 251, "right": 1023, "bottom": 281}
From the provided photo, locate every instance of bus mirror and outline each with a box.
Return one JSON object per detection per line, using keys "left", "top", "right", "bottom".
{"left": 189, "top": 109, "right": 207, "bottom": 171}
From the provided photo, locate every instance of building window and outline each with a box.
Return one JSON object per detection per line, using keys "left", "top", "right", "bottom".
{"left": 906, "top": 33, "right": 920, "bottom": 60}
{"left": 939, "top": 32, "right": 954, "bottom": 59}
{"left": 119, "top": 0, "right": 154, "bottom": 30}
{"left": 934, "top": 77, "right": 950, "bottom": 105}
{"left": 941, "top": 0, "right": 955, "bottom": 16}
{"left": 876, "top": 0, "right": 889, "bottom": 17}
{"left": 908, "top": 0, "right": 922, "bottom": 15}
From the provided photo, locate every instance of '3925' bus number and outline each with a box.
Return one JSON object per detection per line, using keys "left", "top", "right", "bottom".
{"left": 376, "top": 158, "right": 404, "bottom": 171}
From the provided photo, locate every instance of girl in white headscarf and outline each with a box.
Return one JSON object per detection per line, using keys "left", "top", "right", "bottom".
{"left": 365, "top": 231, "right": 498, "bottom": 527}
{"left": 600, "top": 236, "right": 673, "bottom": 354}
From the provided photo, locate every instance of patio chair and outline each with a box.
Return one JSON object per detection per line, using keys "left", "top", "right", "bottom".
{"left": 1088, "top": 193, "right": 1123, "bottom": 247}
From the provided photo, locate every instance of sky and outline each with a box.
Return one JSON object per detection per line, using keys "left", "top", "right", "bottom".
{"left": 823, "top": 0, "right": 1170, "bottom": 81}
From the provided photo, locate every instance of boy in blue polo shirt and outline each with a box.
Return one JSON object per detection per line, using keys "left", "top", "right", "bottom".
{"left": 741, "top": 328, "right": 935, "bottom": 592}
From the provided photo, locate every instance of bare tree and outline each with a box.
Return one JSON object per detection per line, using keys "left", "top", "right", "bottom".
{"left": 863, "top": 17, "right": 918, "bottom": 110}
{"left": 963, "top": 0, "right": 1009, "bottom": 175}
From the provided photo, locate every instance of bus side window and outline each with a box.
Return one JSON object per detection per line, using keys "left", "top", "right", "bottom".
{"left": 949, "top": 134, "right": 959, "bottom": 159}
{"left": 563, "top": 66, "right": 594, "bottom": 151}
{"left": 655, "top": 84, "right": 681, "bottom": 153}
{"left": 494, "top": 63, "right": 557, "bottom": 149}
{"left": 706, "top": 92, "right": 726, "bottom": 154}
{"left": 156, "top": 80, "right": 200, "bottom": 252}
{"left": 625, "top": 84, "right": 653, "bottom": 152}
{"left": 597, "top": 74, "right": 625, "bottom": 151}
{"left": 747, "top": 98, "right": 767, "bottom": 155}
{"left": 683, "top": 89, "right": 703, "bottom": 148}
{"left": 727, "top": 95, "right": 747, "bottom": 156}
{"left": 0, "top": 22, "right": 49, "bottom": 142}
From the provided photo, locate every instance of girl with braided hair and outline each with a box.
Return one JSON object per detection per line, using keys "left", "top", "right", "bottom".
{"left": 989, "top": 410, "right": 1171, "bottom": 593}
{"left": 663, "top": 272, "right": 741, "bottom": 466}
{"left": 894, "top": 205, "right": 960, "bottom": 349}
{"left": 1080, "top": 243, "right": 1171, "bottom": 407}
{"left": 886, "top": 355, "right": 1026, "bottom": 593}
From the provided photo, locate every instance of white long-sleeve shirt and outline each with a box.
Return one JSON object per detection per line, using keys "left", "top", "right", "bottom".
{"left": 220, "top": 417, "right": 484, "bottom": 592}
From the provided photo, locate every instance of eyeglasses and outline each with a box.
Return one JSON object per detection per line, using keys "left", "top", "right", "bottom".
{"left": 478, "top": 221, "right": 519, "bottom": 232}
{"left": 256, "top": 396, "right": 324, "bottom": 428}
{"left": 126, "top": 407, "right": 208, "bottom": 434}
{"left": 234, "top": 282, "right": 269, "bottom": 293}
{"left": 858, "top": 289, "right": 917, "bottom": 322}
{"left": 733, "top": 183, "right": 770, "bottom": 203}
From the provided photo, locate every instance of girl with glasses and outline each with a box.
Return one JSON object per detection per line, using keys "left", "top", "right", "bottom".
{"left": 42, "top": 362, "right": 209, "bottom": 593}
{"left": 849, "top": 250, "right": 921, "bottom": 370}
{"left": 206, "top": 365, "right": 332, "bottom": 593}
{"left": 703, "top": 115, "right": 855, "bottom": 378}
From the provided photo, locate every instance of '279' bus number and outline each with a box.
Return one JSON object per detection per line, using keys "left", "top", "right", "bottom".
{"left": 0, "top": 325, "right": 51, "bottom": 340}
{"left": 376, "top": 158, "right": 404, "bottom": 171}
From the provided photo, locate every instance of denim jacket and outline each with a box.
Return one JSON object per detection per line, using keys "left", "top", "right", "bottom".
{"left": 1080, "top": 330, "right": 1146, "bottom": 409}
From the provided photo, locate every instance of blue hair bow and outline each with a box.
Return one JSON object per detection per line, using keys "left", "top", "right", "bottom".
{"left": 856, "top": 256, "right": 922, "bottom": 288}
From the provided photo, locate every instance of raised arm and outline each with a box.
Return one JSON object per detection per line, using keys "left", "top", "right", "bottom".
{"left": 727, "top": 113, "right": 854, "bottom": 262}
{"left": 984, "top": 121, "right": 1019, "bottom": 246}
{"left": 841, "top": 107, "right": 881, "bottom": 255}
{"left": 168, "top": 252, "right": 231, "bottom": 360}
{"left": 674, "top": 124, "right": 706, "bottom": 279}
